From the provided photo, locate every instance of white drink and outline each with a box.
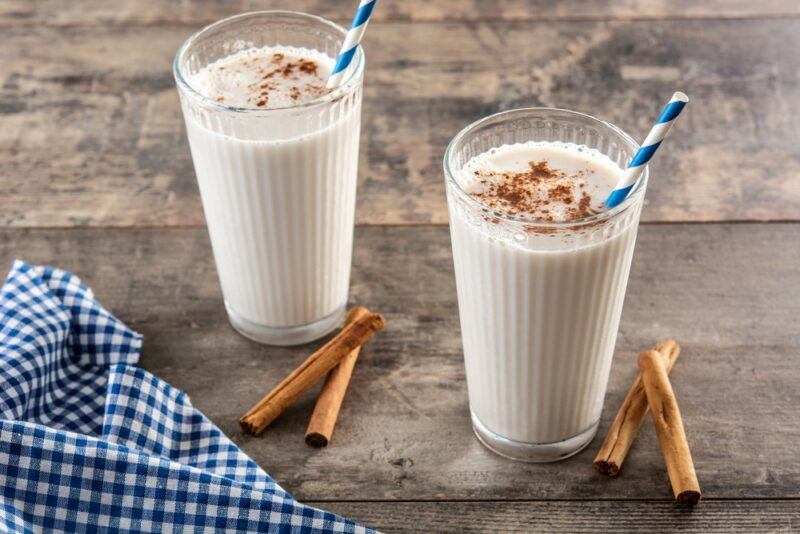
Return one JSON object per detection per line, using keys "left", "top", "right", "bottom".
{"left": 175, "top": 13, "right": 364, "bottom": 345}
{"left": 445, "top": 110, "right": 646, "bottom": 461}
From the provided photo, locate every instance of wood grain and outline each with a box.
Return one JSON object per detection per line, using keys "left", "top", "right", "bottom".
{"left": 1, "top": 20, "right": 799, "bottom": 226}
{"left": 3, "top": 0, "right": 800, "bottom": 26}
{"left": 0, "top": 224, "right": 796, "bottom": 500}
{"left": 317, "top": 500, "right": 800, "bottom": 533}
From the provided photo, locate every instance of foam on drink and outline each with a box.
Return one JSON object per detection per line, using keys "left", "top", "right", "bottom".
{"left": 458, "top": 142, "right": 620, "bottom": 223}
{"left": 190, "top": 46, "right": 333, "bottom": 109}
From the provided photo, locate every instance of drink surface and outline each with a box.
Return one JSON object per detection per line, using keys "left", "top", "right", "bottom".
{"left": 457, "top": 142, "right": 623, "bottom": 223}
{"left": 189, "top": 46, "right": 333, "bottom": 109}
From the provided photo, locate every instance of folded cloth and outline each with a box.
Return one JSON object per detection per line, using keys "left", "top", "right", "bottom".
{"left": 0, "top": 260, "right": 371, "bottom": 533}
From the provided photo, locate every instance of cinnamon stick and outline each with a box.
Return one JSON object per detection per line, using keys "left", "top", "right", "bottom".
{"left": 305, "top": 308, "right": 367, "bottom": 447}
{"left": 638, "top": 349, "right": 701, "bottom": 506}
{"left": 239, "top": 307, "right": 385, "bottom": 436}
{"left": 594, "top": 340, "right": 681, "bottom": 476}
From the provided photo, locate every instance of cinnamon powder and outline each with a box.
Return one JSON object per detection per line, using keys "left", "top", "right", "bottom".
{"left": 468, "top": 159, "right": 599, "bottom": 223}
{"left": 243, "top": 54, "right": 331, "bottom": 107}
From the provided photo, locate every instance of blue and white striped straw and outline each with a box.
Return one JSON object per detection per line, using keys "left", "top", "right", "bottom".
{"left": 605, "top": 91, "right": 689, "bottom": 208}
{"left": 326, "top": 0, "right": 377, "bottom": 89}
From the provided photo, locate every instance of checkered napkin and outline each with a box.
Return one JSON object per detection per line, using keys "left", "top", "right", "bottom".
{"left": 0, "top": 260, "right": 371, "bottom": 533}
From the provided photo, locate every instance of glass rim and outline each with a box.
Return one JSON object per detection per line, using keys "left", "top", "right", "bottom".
{"left": 173, "top": 10, "right": 365, "bottom": 114}
{"left": 443, "top": 107, "right": 648, "bottom": 228}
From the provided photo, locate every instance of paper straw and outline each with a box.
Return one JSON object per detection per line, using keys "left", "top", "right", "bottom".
{"left": 605, "top": 92, "right": 689, "bottom": 208}
{"left": 327, "top": 0, "right": 377, "bottom": 89}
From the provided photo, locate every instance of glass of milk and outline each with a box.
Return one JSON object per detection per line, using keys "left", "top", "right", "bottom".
{"left": 444, "top": 108, "right": 648, "bottom": 462}
{"left": 174, "top": 12, "right": 364, "bottom": 345}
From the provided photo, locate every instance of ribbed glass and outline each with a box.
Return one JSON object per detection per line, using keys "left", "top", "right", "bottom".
{"left": 174, "top": 12, "right": 364, "bottom": 344}
{"left": 444, "top": 108, "right": 647, "bottom": 456}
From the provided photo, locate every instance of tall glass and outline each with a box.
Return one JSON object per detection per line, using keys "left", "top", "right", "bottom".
{"left": 444, "top": 108, "right": 647, "bottom": 462}
{"left": 174, "top": 12, "right": 364, "bottom": 345}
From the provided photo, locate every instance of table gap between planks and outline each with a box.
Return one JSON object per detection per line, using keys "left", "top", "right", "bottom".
{"left": 1, "top": 1, "right": 799, "bottom": 532}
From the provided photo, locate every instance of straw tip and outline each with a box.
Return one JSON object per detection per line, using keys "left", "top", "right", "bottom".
{"left": 672, "top": 91, "right": 689, "bottom": 103}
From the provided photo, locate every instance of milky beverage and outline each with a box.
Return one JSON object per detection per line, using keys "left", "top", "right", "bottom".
{"left": 447, "top": 136, "right": 643, "bottom": 461}
{"left": 179, "top": 44, "right": 362, "bottom": 344}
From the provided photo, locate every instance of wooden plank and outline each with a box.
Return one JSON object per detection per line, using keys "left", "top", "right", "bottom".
{"left": 1, "top": 20, "right": 799, "bottom": 227}
{"left": 316, "top": 500, "right": 800, "bottom": 533}
{"left": 0, "top": 224, "right": 797, "bottom": 501}
{"left": 3, "top": 0, "right": 800, "bottom": 26}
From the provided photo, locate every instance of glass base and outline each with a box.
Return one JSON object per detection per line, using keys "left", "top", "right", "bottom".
{"left": 471, "top": 411, "right": 599, "bottom": 463}
{"left": 225, "top": 302, "right": 346, "bottom": 346}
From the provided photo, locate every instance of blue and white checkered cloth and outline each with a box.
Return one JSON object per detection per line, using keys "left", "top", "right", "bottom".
{"left": 0, "top": 260, "right": 371, "bottom": 533}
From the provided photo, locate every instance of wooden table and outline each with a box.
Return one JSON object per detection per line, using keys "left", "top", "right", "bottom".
{"left": 2, "top": 1, "right": 799, "bottom": 531}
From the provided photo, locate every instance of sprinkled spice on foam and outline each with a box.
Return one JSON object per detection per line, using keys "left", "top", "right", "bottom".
{"left": 194, "top": 47, "right": 333, "bottom": 109}
{"left": 468, "top": 160, "right": 600, "bottom": 222}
